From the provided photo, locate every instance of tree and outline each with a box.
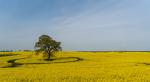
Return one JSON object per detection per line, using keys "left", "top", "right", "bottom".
{"left": 35, "top": 35, "right": 62, "bottom": 60}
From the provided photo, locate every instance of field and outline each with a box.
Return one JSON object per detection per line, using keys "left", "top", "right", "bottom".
{"left": 1, "top": 51, "right": 150, "bottom": 82}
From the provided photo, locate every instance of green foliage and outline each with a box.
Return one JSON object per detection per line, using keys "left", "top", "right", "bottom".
{"left": 35, "top": 35, "right": 62, "bottom": 60}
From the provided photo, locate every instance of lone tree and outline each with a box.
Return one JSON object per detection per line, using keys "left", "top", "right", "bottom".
{"left": 35, "top": 35, "right": 62, "bottom": 60}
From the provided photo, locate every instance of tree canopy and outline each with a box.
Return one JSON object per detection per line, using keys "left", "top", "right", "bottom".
{"left": 35, "top": 35, "right": 62, "bottom": 60}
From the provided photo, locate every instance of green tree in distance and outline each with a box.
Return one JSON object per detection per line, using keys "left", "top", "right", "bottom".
{"left": 35, "top": 35, "right": 62, "bottom": 60}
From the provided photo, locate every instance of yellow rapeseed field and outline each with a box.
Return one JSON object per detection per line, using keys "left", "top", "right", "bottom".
{"left": 1, "top": 51, "right": 150, "bottom": 82}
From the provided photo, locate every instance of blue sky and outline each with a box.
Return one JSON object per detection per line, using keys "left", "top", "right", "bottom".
{"left": 0, "top": 0, "right": 150, "bottom": 51}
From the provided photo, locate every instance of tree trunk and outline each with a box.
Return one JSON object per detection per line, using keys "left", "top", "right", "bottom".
{"left": 48, "top": 53, "right": 51, "bottom": 60}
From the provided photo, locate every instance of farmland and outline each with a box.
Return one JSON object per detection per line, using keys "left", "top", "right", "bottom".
{"left": 1, "top": 51, "right": 150, "bottom": 82}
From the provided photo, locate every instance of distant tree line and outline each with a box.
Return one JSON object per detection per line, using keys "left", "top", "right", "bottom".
{"left": 0, "top": 50, "right": 33, "bottom": 52}
{"left": 0, "top": 50, "right": 13, "bottom": 52}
